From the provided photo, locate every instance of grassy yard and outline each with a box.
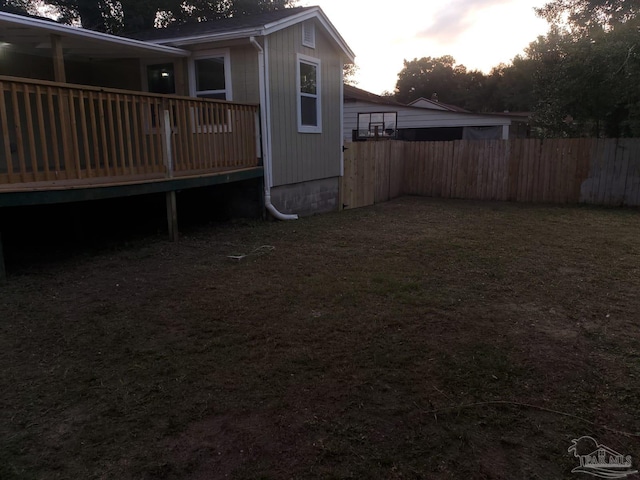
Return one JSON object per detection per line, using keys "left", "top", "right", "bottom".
{"left": 1, "top": 197, "right": 640, "bottom": 479}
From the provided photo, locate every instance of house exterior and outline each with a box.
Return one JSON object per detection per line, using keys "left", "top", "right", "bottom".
{"left": 0, "top": 7, "right": 354, "bottom": 279}
{"left": 344, "top": 85, "right": 512, "bottom": 142}
{"left": 0, "top": 7, "right": 354, "bottom": 219}
{"left": 131, "top": 6, "right": 354, "bottom": 216}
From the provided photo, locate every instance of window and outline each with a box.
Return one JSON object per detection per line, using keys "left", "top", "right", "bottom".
{"left": 144, "top": 63, "right": 178, "bottom": 130}
{"left": 297, "top": 54, "right": 321, "bottom": 133}
{"left": 146, "top": 63, "right": 176, "bottom": 95}
{"left": 302, "top": 21, "right": 315, "bottom": 48}
{"left": 356, "top": 112, "right": 397, "bottom": 139}
{"left": 189, "top": 50, "right": 232, "bottom": 100}
{"left": 188, "top": 50, "right": 233, "bottom": 133}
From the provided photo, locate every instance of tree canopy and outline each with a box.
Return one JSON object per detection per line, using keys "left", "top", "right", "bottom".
{"left": 393, "top": 56, "right": 533, "bottom": 114}
{"left": 392, "top": 0, "right": 640, "bottom": 138}
{"left": 1, "top": 0, "right": 296, "bottom": 33}
{"left": 536, "top": 0, "right": 640, "bottom": 33}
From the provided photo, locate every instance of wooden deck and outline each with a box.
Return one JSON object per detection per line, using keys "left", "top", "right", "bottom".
{"left": 0, "top": 76, "right": 264, "bottom": 280}
{"left": 0, "top": 166, "right": 264, "bottom": 206}
{"left": 0, "top": 75, "right": 261, "bottom": 194}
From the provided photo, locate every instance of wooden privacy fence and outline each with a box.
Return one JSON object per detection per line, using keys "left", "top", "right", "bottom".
{"left": 341, "top": 139, "right": 640, "bottom": 209}
{"left": 0, "top": 75, "right": 259, "bottom": 186}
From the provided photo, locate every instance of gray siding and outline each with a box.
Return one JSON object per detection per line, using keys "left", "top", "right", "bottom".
{"left": 230, "top": 44, "right": 260, "bottom": 104}
{"left": 182, "top": 41, "right": 260, "bottom": 103}
{"left": 344, "top": 101, "right": 511, "bottom": 142}
{"left": 266, "top": 21, "right": 342, "bottom": 187}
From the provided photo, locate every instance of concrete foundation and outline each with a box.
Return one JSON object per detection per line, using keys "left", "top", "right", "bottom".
{"left": 270, "top": 177, "right": 340, "bottom": 217}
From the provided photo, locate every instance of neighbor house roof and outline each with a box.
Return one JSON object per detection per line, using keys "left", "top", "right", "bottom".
{"left": 343, "top": 84, "right": 403, "bottom": 106}
{"left": 130, "top": 6, "right": 355, "bottom": 62}
{"left": 344, "top": 84, "right": 512, "bottom": 123}
{"left": 408, "top": 97, "right": 469, "bottom": 113}
{"left": 0, "top": 10, "right": 190, "bottom": 59}
{"left": 344, "top": 85, "right": 472, "bottom": 113}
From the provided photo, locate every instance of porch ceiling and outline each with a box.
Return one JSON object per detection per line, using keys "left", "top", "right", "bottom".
{"left": 0, "top": 12, "right": 190, "bottom": 59}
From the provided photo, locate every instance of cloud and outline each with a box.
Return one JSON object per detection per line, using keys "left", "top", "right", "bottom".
{"left": 417, "top": 0, "right": 513, "bottom": 44}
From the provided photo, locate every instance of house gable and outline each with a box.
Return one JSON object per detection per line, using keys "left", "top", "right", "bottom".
{"left": 266, "top": 19, "right": 343, "bottom": 187}
{"left": 132, "top": 7, "right": 354, "bottom": 63}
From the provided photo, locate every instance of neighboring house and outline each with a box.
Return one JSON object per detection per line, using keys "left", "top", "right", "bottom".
{"left": 499, "top": 111, "right": 532, "bottom": 138}
{"left": 344, "top": 85, "right": 512, "bottom": 142}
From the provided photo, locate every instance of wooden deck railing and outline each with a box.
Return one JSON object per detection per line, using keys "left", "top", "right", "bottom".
{"left": 0, "top": 75, "right": 259, "bottom": 187}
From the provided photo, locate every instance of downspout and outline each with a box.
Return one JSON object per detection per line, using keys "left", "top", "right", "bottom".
{"left": 250, "top": 36, "right": 298, "bottom": 220}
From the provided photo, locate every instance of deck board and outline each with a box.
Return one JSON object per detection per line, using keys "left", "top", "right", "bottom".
{"left": 0, "top": 166, "right": 264, "bottom": 207}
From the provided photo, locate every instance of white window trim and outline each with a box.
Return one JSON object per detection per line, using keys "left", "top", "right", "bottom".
{"left": 188, "top": 48, "right": 233, "bottom": 101}
{"left": 297, "top": 53, "right": 322, "bottom": 134}
{"left": 302, "top": 21, "right": 315, "bottom": 49}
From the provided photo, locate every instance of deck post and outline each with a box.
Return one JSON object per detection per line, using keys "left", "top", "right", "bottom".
{"left": 51, "top": 34, "right": 66, "bottom": 83}
{"left": 161, "top": 107, "right": 178, "bottom": 242}
{"left": 166, "top": 191, "right": 178, "bottom": 242}
{"left": 0, "top": 232, "right": 6, "bottom": 282}
{"left": 162, "top": 108, "right": 174, "bottom": 178}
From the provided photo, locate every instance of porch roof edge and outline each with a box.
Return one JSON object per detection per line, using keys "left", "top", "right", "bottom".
{"left": 0, "top": 11, "right": 191, "bottom": 58}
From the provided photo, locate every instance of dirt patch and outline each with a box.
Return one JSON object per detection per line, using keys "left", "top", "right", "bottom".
{"left": 2, "top": 197, "right": 640, "bottom": 479}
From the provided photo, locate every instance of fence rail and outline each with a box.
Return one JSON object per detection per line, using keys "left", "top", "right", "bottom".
{"left": 341, "top": 139, "right": 640, "bottom": 209}
{"left": 0, "top": 76, "right": 259, "bottom": 187}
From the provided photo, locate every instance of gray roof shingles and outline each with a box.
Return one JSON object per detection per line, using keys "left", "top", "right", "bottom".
{"left": 128, "top": 6, "right": 316, "bottom": 41}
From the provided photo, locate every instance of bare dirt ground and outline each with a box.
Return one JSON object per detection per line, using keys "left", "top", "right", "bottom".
{"left": 2, "top": 197, "right": 640, "bottom": 479}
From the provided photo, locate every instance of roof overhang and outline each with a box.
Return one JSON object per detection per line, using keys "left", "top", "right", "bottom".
{"left": 150, "top": 7, "right": 355, "bottom": 63}
{"left": 347, "top": 97, "right": 513, "bottom": 125}
{"left": 0, "top": 11, "right": 190, "bottom": 59}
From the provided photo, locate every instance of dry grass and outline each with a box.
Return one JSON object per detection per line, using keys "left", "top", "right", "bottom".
{"left": 2, "top": 197, "right": 640, "bottom": 479}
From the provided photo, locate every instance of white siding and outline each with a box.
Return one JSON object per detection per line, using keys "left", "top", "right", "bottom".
{"left": 344, "top": 101, "right": 511, "bottom": 142}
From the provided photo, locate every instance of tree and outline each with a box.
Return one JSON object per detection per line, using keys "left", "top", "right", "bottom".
{"left": 536, "top": 0, "right": 640, "bottom": 33}
{"left": 392, "top": 55, "right": 538, "bottom": 113}
{"left": 343, "top": 63, "right": 359, "bottom": 86}
{"left": 483, "top": 58, "right": 536, "bottom": 113}
{"left": 31, "top": 0, "right": 296, "bottom": 34}
{"left": 529, "top": 5, "right": 640, "bottom": 137}
{"left": 394, "top": 56, "right": 460, "bottom": 104}
{"left": 0, "top": 0, "right": 30, "bottom": 15}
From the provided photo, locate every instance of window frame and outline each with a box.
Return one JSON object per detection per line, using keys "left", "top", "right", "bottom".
{"left": 188, "top": 48, "right": 233, "bottom": 101}
{"left": 296, "top": 53, "right": 322, "bottom": 134}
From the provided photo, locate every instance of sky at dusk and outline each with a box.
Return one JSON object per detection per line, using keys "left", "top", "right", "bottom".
{"left": 300, "top": 0, "right": 551, "bottom": 94}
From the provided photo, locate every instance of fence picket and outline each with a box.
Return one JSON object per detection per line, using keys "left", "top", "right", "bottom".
{"left": 340, "top": 138, "right": 640, "bottom": 210}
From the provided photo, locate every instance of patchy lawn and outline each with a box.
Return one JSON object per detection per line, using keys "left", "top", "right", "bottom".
{"left": 2, "top": 197, "right": 640, "bottom": 479}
